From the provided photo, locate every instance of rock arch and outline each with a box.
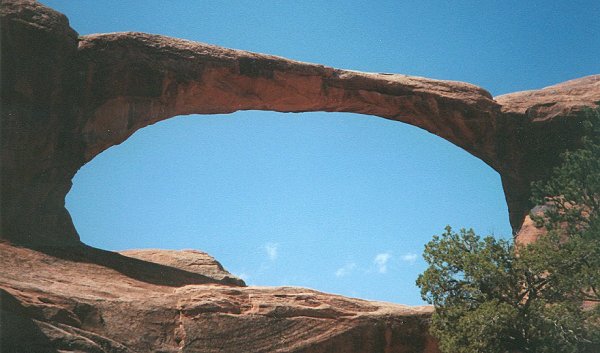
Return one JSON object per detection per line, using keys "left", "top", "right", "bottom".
{"left": 2, "top": 0, "right": 599, "bottom": 246}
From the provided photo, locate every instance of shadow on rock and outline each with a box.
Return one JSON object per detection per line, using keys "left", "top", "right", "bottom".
{"left": 1, "top": 289, "right": 57, "bottom": 353}
{"left": 28, "top": 243, "right": 244, "bottom": 288}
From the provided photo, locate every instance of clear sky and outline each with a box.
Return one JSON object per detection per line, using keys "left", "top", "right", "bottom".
{"left": 42, "top": 0, "right": 599, "bottom": 305}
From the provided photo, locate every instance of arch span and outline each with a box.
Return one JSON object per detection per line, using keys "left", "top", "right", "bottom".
{"left": 1, "top": 0, "right": 599, "bottom": 245}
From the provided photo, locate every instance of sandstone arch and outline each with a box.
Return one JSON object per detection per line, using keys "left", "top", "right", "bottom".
{"left": 2, "top": 0, "right": 599, "bottom": 246}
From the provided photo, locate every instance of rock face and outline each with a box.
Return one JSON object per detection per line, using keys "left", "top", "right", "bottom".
{"left": 0, "top": 243, "right": 437, "bottom": 353}
{"left": 2, "top": 0, "right": 599, "bottom": 247}
{"left": 1, "top": 0, "right": 599, "bottom": 351}
{"left": 119, "top": 249, "right": 246, "bottom": 286}
{"left": 495, "top": 76, "right": 600, "bottom": 234}
{"left": 1, "top": 0, "right": 82, "bottom": 246}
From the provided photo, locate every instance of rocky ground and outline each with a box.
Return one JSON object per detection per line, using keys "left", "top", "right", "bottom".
{"left": 0, "top": 242, "right": 437, "bottom": 352}
{"left": 2, "top": 1, "right": 599, "bottom": 352}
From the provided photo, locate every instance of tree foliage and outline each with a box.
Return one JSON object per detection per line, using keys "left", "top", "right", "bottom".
{"left": 416, "top": 108, "right": 600, "bottom": 353}
{"left": 527, "top": 109, "right": 600, "bottom": 305}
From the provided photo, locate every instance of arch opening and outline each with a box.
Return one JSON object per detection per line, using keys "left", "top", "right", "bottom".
{"left": 66, "top": 110, "right": 511, "bottom": 305}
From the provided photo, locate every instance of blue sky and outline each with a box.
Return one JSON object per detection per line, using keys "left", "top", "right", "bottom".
{"left": 43, "top": 1, "right": 599, "bottom": 305}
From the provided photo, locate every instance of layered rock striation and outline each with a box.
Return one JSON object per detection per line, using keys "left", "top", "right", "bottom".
{"left": 0, "top": 243, "right": 437, "bottom": 352}
{"left": 1, "top": 0, "right": 600, "bottom": 351}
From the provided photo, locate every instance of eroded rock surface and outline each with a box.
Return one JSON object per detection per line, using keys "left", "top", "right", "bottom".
{"left": 495, "top": 76, "right": 600, "bottom": 232}
{"left": 120, "top": 249, "right": 246, "bottom": 286}
{"left": 0, "top": 243, "right": 437, "bottom": 353}
{"left": 1, "top": 0, "right": 599, "bottom": 351}
{"left": 2, "top": 0, "right": 600, "bottom": 245}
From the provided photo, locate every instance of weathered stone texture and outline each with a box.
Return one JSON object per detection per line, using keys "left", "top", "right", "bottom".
{"left": 1, "top": 1, "right": 599, "bottom": 351}
{"left": 2, "top": 1, "right": 599, "bottom": 246}
{"left": 0, "top": 243, "right": 437, "bottom": 352}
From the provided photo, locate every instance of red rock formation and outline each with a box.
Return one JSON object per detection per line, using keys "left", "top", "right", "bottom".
{"left": 120, "top": 249, "right": 246, "bottom": 286}
{"left": 496, "top": 76, "right": 600, "bottom": 235}
{"left": 1, "top": 0, "right": 599, "bottom": 351}
{"left": 1, "top": 0, "right": 82, "bottom": 246}
{"left": 2, "top": 0, "right": 599, "bottom": 247}
{"left": 0, "top": 243, "right": 437, "bottom": 352}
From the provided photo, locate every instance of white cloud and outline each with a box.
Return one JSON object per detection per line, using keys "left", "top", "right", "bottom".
{"left": 265, "top": 242, "right": 278, "bottom": 261}
{"left": 335, "top": 263, "right": 356, "bottom": 277}
{"left": 374, "top": 252, "right": 391, "bottom": 273}
{"left": 400, "top": 253, "right": 418, "bottom": 264}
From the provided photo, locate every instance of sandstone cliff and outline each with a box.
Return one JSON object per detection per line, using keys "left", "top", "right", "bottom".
{"left": 1, "top": 0, "right": 599, "bottom": 352}
{"left": 2, "top": 0, "right": 599, "bottom": 247}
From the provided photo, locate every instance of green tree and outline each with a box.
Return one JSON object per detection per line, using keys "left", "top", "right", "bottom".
{"left": 527, "top": 109, "right": 600, "bottom": 305}
{"left": 416, "top": 108, "right": 600, "bottom": 353}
